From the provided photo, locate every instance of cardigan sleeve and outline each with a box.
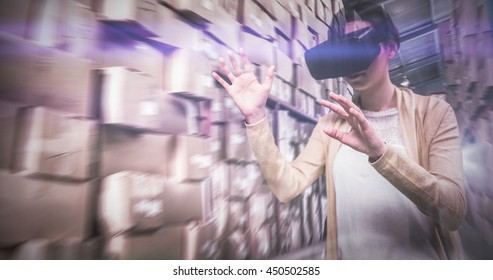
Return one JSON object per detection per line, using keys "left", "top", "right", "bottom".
{"left": 371, "top": 106, "right": 466, "bottom": 231}
{"left": 246, "top": 117, "right": 327, "bottom": 203}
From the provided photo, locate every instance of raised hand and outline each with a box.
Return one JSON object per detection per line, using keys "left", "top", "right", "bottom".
{"left": 321, "top": 92, "right": 386, "bottom": 161}
{"left": 212, "top": 48, "right": 275, "bottom": 124}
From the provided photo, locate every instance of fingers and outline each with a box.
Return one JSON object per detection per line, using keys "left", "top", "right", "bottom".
{"left": 349, "top": 108, "right": 371, "bottom": 132}
{"left": 320, "top": 99, "right": 349, "bottom": 118}
{"left": 212, "top": 72, "right": 231, "bottom": 91}
{"left": 329, "top": 92, "right": 362, "bottom": 115}
{"left": 239, "top": 48, "right": 254, "bottom": 73}
{"left": 219, "top": 57, "right": 236, "bottom": 83}
{"left": 323, "top": 127, "right": 347, "bottom": 143}
{"left": 227, "top": 50, "right": 242, "bottom": 76}
{"left": 262, "top": 65, "right": 275, "bottom": 91}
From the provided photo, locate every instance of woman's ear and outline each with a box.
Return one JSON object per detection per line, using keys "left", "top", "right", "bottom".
{"left": 385, "top": 41, "right": 398, "bottom": 60}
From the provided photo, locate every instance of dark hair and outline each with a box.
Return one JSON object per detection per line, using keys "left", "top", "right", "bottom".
{"left": 344, "top": 1, "right": 400, "bottom": 49}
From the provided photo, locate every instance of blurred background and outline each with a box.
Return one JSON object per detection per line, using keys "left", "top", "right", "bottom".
{"left": 0, "top": 0, "right": 491, "bottom": 260}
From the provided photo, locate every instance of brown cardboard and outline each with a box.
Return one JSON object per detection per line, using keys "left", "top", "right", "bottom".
{"left": 153, "top": 4, "right": 203, "bottom": 49}
{"left": 11, "top": 106, "right": 97, "bottom": 181}
{"left": 162, "top": 48, "right": 216, "bottom": 97}
{"left": 225, "top": 230, "right": 249, "bottom": 259}
{"left": 217, "top": 0, "right": 240, "bottom": 19}
{"left": 161, "top": 179, "right": 213, "bottom": 226}
{"left": 161, "top": 0, "right": 217, "bottom": 24}
{"left": 63, "top": 2, "right": 98, "bottom": 60}
{"left": 241, "top": 31, "right": 275, "bottom": 67}
{"left": 272, "top": 0, "right": 293, "bottom": 38}
{"left": 100, "top": 125, "right": 173, "bottom": 177}
{"left": 291, "top": 38, "right": 306, "bottom": 65}
{"left": 169, "top": 134, "right": 213, "bottom": 181}
{"left": 105, "top": 225, "right": 184, "bottom": 259}
{"left": 228, "top": 198, "right": 248, "bottom": 232}
{"left": 98, "top": 67, "right": 162, "bottom": 131}
{"left": 228, "top": 164, "right": 253, "bottom": 198}
{"left": 0, "top": 172, "right": 96, "bottom": 247}
{"left": 182, "top": 220, "right": 220, "bottom": 260}
{"left": 292, "top": 17, "right": 311, "bottom": 49}
{"left": 275, "top": 48, "right": 294, "bottom": 83}
{"left": 98, "top": 0, "right": 159, "bottom": 37}
{"left": 0, "top": 32, "right": 93, "bottom": 117}
{"left": 247, "top": 223, "right": 271, "bottom": 259}
{"left": 225, "top": 121, "right": 255, "bottom": 162}
{"left": 239, "top": 0, "right": 275, "bottom": 39}
{"left": 99, "top": 24, "right": 162, "bottom": 78}
{"left": 206, "top": 5, "right": 241, "bottom": 51}
{"left": 0, "top": 0, "right": 31, "bottom": 38}
{"left": 0, "top": 101, "right": 25, "bottom": 170}
{"left": 276, "top": 0, "right": 301, "bottom": 19}
{"left": 99, "top": 171, "right": 167, "bottom": 235}
{"left": 247, "top": 191, "right": 274, "bottom": 231}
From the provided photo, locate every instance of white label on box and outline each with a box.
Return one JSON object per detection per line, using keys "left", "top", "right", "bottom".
{"left": 139, "top": 100, "right": 159, "bottom": 116}
{"left": 191, "top": 154, "right": 213, "bottom": 168}
{"left": 231, "top": 134, "right": 246, "bottom": 145}
{"left": 201, "top": 74, "right": 215, "bottom": 88}
{"left": 133, "top": 199, "right": 162, "bottom": 217}
{"left": 210, "top": 140, "right": 221, "bottom": 152}
{"left": 211, "top": 101, "right": 222, "bottom": 112}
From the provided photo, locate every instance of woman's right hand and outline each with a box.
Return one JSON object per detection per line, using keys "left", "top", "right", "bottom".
{"left": 212, "top": 48, "right": 275, "bottom": 124}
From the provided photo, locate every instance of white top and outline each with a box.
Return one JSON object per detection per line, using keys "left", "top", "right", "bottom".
{"left": 333, "top": 108, "right": 439, "bottom": 259}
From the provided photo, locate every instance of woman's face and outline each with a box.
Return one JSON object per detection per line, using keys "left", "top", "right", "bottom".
{"left": 342, "top": 20, "right": 396, "bottom": 92}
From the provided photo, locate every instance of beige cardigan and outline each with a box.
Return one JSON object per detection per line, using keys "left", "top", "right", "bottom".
{"left": 246, "top": 86, "right": 467, "bottom": 259}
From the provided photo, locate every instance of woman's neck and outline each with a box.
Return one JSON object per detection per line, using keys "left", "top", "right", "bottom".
{"left": 357, "top": 78, "right": 396, "bottom": 112}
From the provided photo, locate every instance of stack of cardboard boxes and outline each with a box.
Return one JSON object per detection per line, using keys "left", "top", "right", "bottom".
{"left": 0, "top": 0, "right": 345, "bottom": 259}
{"left": 440, "top": 0, "right": 493, "bottom": 247}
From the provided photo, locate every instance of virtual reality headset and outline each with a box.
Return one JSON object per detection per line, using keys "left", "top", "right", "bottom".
{"left": 304, "top": 26, "right": 385, "bottom": 79}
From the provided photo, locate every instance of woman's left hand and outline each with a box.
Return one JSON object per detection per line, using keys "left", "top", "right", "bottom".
{"left": 321, "top": 92, "right": 387, "bottom": 162}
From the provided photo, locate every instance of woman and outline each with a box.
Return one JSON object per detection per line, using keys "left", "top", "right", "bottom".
{"left": 212, "top": 1, "right": 466, "bottom": 260}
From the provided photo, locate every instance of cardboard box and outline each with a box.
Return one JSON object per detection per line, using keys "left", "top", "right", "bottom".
{"left": 161, "top": 0, "right": 217, "bottom": 25}
{"left": 11, "top": 106, "right": 97, "bottom": 181}
{"left": 239, "top": 0, "right": 275, "bottom": 39}
{"left": 0, "top": 101, "right": 24, "bottom": 170}
{"left": 100, "top": 125, "right": 173, "bottom": 177}
{"left": 277, "top": 0, "right": 301, "bottom": 19}
{"left": 105, "top": 224, "right": 184, "bottom": 259}
{"left": 206, "top": 5, "right": 241, "bottom": 51}
{"left": 162, "top": 49, "right": 216, "bottom": 97}
{"left": 0, "top": 32, "right": 93, "bottom": 117}
{"left": 152, "top": 4, "right": 203, "bottom": 49}
{"left": 63, "top": 2, "right": 98, "bottom": 60}
{"left": 224, "top": 229, "right": 249, "bottom": 259}
{"left": 208, "top": 123, "right": 225, "bottom": 162}
{"left": 0, "top": 0, "right": 31, "bottom": 38}
{"left": 99, "top": 24, "right": 162, "bottom": 78}
{"left": 228, "top": 198, "right": 248, "bottom": 232}
{"left": 99, "top": 171, "right": 167, "bottom": 235}
{"left": 291, "top": 39, "right": 306, "bottom": 65}
{"left": 247, "top": 191, "right": 274, "bottom": 231}
{"left": 98, "top": 67, "right": 162, "bottom": 131}
{"left": 273, "top": 1, "right": 293, "bottom": 39}
{"left": 228, "top": 164, "right": 254, "bottom": 198}
{"left": 0, "top": 172, "right": 96, "bottom": 247}
{"left": 247, "top": 223, "right": 271, "bottom": 259}
{"left": 241, "top": 31, "right": 275, "bottom": 66}
{"left": 217, "top": 0, "right": 240, "bottom": 18}
{"left": 98, "top": 0, "right": 159, "bottom": 37}
{"left": 292, "top": 17, "right": 312, "bottom": 50}
{"left": 168, "top": 135, "right": 213, "bottom": 181}
{"left": 225, "top": 121, "right": 255, "bottom": 162}
{"left": 275, "top": 48, "right": 294, "bottom": 83}
{"left": 11, "top": 237, "right": 103, "bottom": 260}
{"left": 182, "top": 220, "right": 220, "bottom": 260}
{"left": 99, "top": 171, "right": 213, "bottom": 235}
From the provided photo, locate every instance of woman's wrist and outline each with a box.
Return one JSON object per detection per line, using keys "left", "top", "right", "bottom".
{"left": 245, "top": 109, "right": 267, "bottom": 125}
